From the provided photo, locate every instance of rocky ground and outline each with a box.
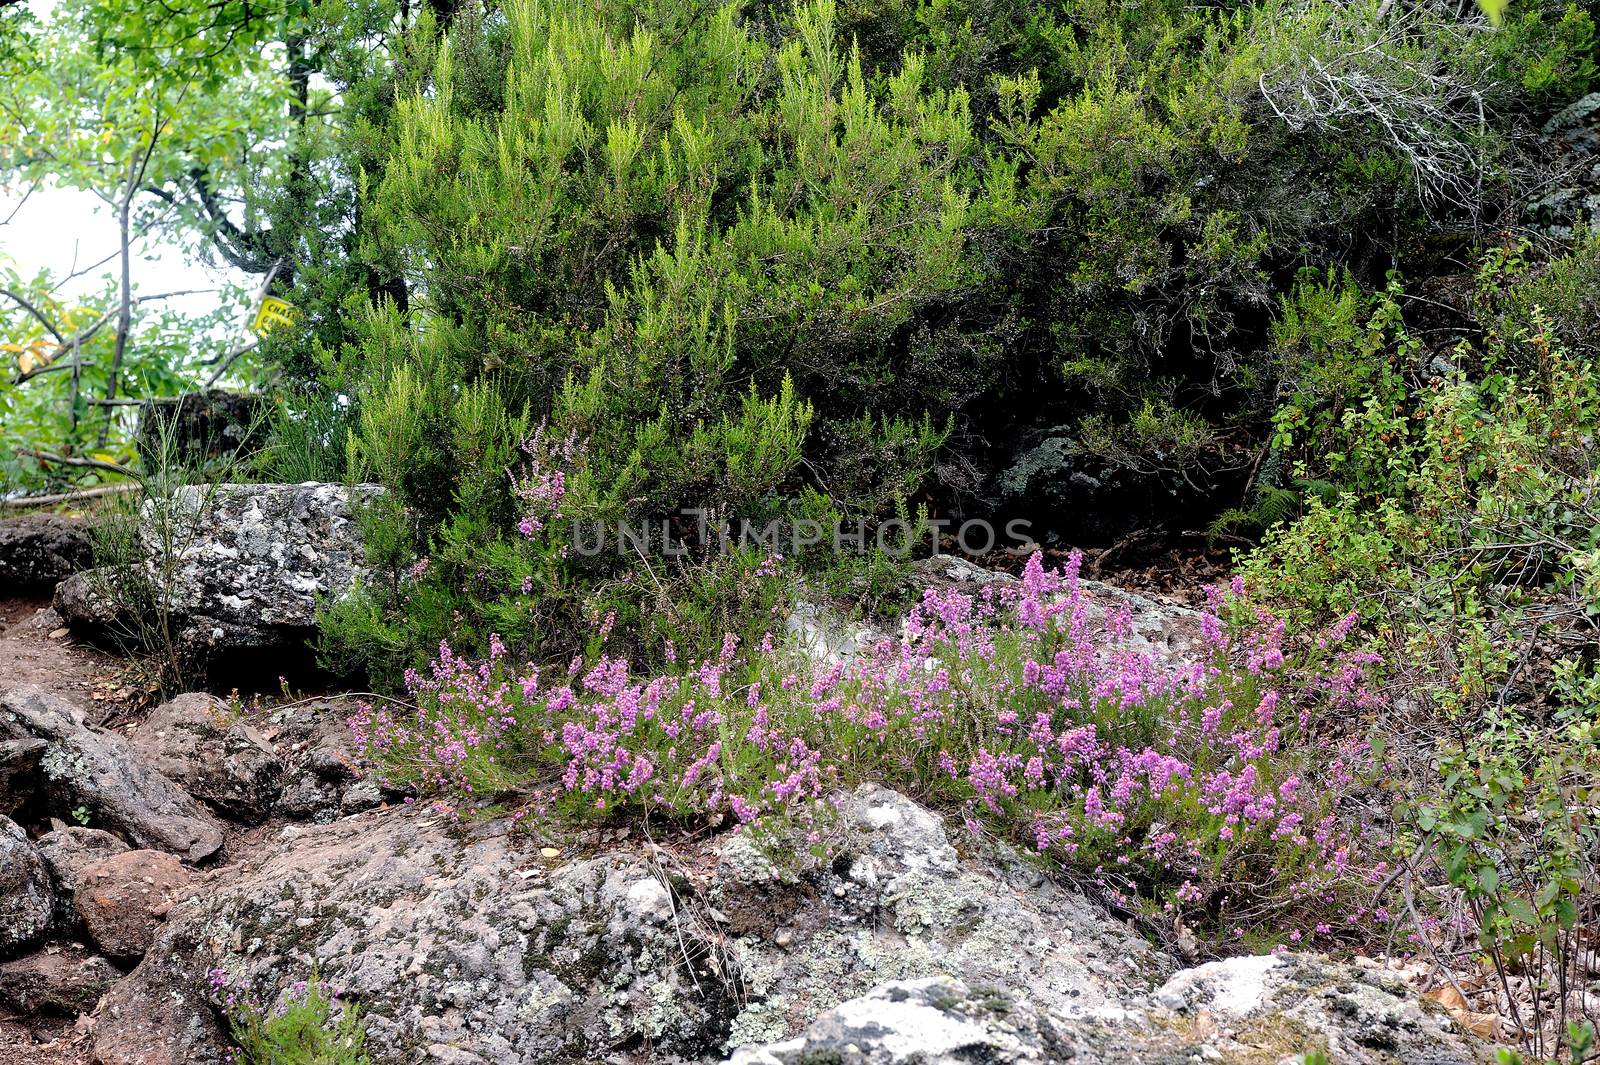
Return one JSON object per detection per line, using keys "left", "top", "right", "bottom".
{"left": 0, "top": 491, "right": 1502, "bottom": 1064}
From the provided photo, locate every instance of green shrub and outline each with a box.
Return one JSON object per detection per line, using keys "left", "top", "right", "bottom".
{"left": 210, "top": 970, "right": 370, "bottom": 1065}
{"left": 1237, "top": 243, "right": 1600, "bottom": 1060}
{"left": 269, "top": 0, "right": 1596, "bottom": 679}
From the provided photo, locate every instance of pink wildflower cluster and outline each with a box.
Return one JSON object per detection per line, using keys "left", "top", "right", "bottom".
{"left": 352, "top": 551, "right": 1381, "bottom": 936}
{"left": 511, "top": 424, "right": 579, "bottom": 539}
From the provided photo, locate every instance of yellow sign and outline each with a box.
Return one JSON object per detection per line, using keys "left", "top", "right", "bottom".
{"left": 252, "top": 296, "right": 299, "bottom": 335}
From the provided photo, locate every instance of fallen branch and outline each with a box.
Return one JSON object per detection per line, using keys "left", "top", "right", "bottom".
{"left": 22, "top": 448, "right": 135, "bottom": 477}
{"left": 0, "top": 482, "right": 140, "bottom": 509}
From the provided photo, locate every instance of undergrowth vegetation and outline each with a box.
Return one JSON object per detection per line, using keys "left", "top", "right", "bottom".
{"left": 1236, "top": 239, "right": 1600, "bottom": 1060}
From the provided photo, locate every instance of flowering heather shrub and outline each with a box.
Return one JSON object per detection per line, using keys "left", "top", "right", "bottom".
{"left": 207, "top": 967, "right": 370, "bottom": 1065}
{"left": 353, "top": 552, "right": 1382, "bottom": 942}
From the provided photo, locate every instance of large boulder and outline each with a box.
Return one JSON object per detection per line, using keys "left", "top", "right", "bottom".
{"left": 95, "top": 785, "right": 1165, "bottom": 1065}
{"left": 134, "top": 390, "right": 269, "bottom": 471}
{"left": 0, "top": 514, "right": 91, "bottom": 592}
{"left": 731, "top": 958, "right": 1493, "bottom": 1065}
{"left": 73, "top": 850, "right": 192, "bottom": 960}
{"left": 93, "top": 786, "right": 1493, "bottom": 1065}
{"left": 0, "top": 687, "right": 223, "bottom": 862}
{"left": 128, "top": 694, "right": 282, "bottom": 823}
{"left": 0, "top": 816, "right": 53, "bottom": 957}
{"left": 54, "top": 482, "right": 382, "bottom": 657}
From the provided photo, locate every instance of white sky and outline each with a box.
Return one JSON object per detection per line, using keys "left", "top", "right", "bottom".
{"left": 0, "top": 184, "right": 252, "bottom": 325}
{"left": 0, "top": 0, "right": 255, "bottom": 337}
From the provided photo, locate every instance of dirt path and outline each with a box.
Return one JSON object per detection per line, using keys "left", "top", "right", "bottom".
{"left": 0, "top": 1018, "right": 90, "bottom": 1065}
{"left": 0, "top": 601, "right": 123, "bottom": 1063}
{"left": 0, "top": 599, "right": 134, "bottom": 714}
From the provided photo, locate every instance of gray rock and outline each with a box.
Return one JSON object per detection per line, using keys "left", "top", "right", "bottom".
{"left": 273, "top": 775, "right": 344, "bottom": 821}
{"left": 0, "top": 946, "right": 120, "bottom": 1015}
{"left": 0, "top": 816, "right": 53, "bottom": 957}
{"left": 51, "top": 569, "right": 118, "bottom": 633}
{"left": 0, "top": 514, "right": 91, "bottom": 592}
{"left": 54, "top": 482, "right": 382, "bottom": 656}
{"left": 717, "top": 785, "right": 1165, "bottom": 1051}
{"left": 129, "top": 693, "right": 282, "bottom": 823}
{"left": 92, "top": 788, "right": 1488, "bottom": 1065}
{"left": 263, "top": 696, "right": 363, "bottom": 821}
{"left": 338, "top": 779, "right": 383, "bottom": 815}
{"left": 1528, "top": 92, "right": 1600, "bottom": 237}
{"left": 0, "top": 687, "right": 224, "bottom": 862}
{"left": 36, "top": 826, "right": 133, "bottom": 896}
{"left": 731, "top": 957, "right": 1493, "bottom": 1065}
{"left": 97, "top": 785, "right": 1164, "bottom": 1065}
{"left": 135, "top": 390, "right": 268, "bottom": 472}
{"left": 728, "top": 977, "right": 1064, "bottom": 1065}
{"left": 35, "top": 825, "right": 132, "bottom": 927}
{"left": 95, "top": 812, "right": 720, "bottom": 1065}
{"left": 784, "top": 601, "right": 883, "bottom": 665}
{"left": 1146, "top": 953, "right": 1491, "bottom": 1064}
{"left": 0, "top": 737, "right": 46, "bottom": 816}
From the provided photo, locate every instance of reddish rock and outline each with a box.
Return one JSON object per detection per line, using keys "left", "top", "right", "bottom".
{"left": 128, "top": 693, "right": 282, "bottom": 823}
{"left": 73, "top": 851, "right": 192, "bottom": 959}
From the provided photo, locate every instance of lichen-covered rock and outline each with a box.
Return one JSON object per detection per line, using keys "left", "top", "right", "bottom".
{"left": 97, "top": 785, "right": 1164, "bottom": 1065}
{"left": 0, "top": 946, "right": 120, "bottom": 1015}
{"left": 716, "top": 785, "right": 1166, "bottom": 1050}
{"left": 731, "top": 957, "right": 1494, "bottom": 1065}
{"left": 258, "top": 696, "right": 364, "bottom": 822}
{"left": 54, "top": 482, "right": 382, "bottom": 656}
{"left": 1150, "top": 953, "right": 1491, "bottom": 1064}
{"left": 129, "top": 694, "right": 282, "bottom": 823}
{"left": 94, "top": 811, "right": 736, "bottom": 1065}
{"left": 0, "top": 514, "right": 91, "bottom": 592}
{"left": 92, "top": 788, "right": 1490, "bottom": 1065}
{"left": 1527, "top": 93, "right": 1600, "bottom": 236}
{"left": 0, "top": 737, "right": 46, "bottom": 816}
{"left": 51, "top": 569, "right": 117, "bottom": 634}
{"left": 134, "top": 390, "right": 268, "bottom": 471}
{"left": 0, "top": 686, "right": 223, "bottom": 861}
{"left": 74, "top": 850, "right": 193, "bottom": 959}
{"left": 728, "top": 977, "right": 1067, "bottom": 1065}
{"left": 0, "top": 815, "right": 53, "bottom": 957}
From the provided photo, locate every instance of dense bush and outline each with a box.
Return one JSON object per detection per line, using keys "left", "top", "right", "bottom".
{"left": 260, "top": 0, "right": 1596, "bottom": 676}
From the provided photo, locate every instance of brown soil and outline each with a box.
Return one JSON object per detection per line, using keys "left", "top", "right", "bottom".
{"left": 0, "top": 599, "right": 140, "bottom": 720}
{"left": 0, "top": 1017, "right": 90, "bottom": 1065}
